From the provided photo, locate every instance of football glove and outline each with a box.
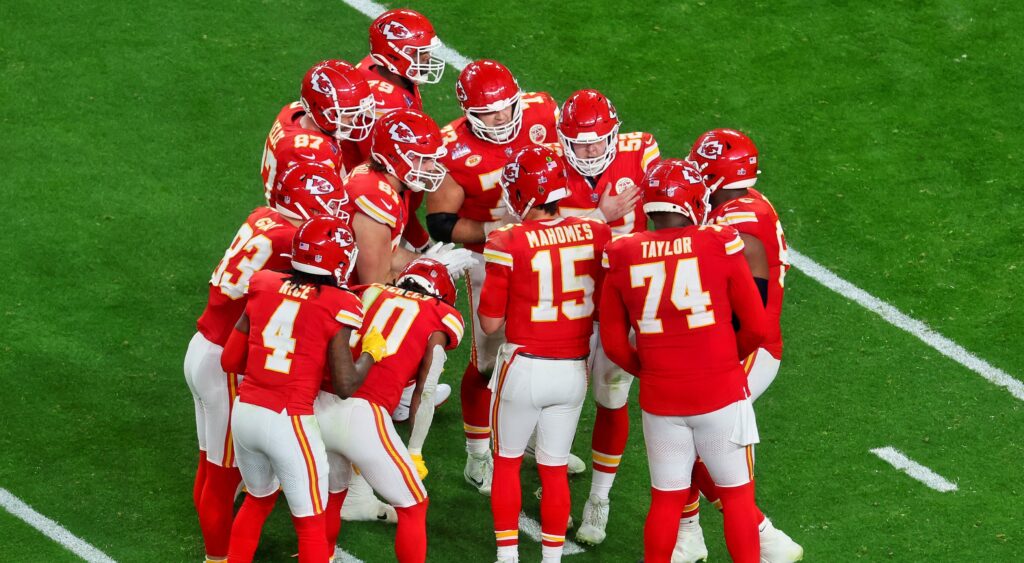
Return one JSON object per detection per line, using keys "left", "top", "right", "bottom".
{"left": 410, "top": 453, "right": 428, "bottom": 480}
{"left": 361, "top": 327, "right": 387, "bottom": 362}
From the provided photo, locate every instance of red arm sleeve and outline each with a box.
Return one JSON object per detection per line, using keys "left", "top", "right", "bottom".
{"left": 221, "top": 327, "right": 249, "bottom": 374}
{"left": 728, "top": 255, "right": 767, "bottom": 360}
{"left": 598, "top": 275, "right": 641, "bottom": 376}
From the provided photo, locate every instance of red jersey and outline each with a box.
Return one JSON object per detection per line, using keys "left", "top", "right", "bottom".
{"left": 709, "top": 189, "right": 789, "bottom": 359}
{"left": 555, "top": 132, "right": 660, "bottom": 235}
{"left": 260, "top": 102, "right": 347, "bottom": 204}
{"left": 601, "top": 225, "right": 764, "bottom": 416}
{"left": 196, "top": 208, "right": 296, "bottom": 346}
{"left": 350, "top": 284, "right": 465, "bottom": 413}
{"left": 354, "top": 56, "right": 432, "bottom": 251}
{"left": 356, "top": 55, "right": 423, "bottom": 116}
{"left": 438, "top": 92, "right": 560, "bottom": 253}
{"left": 479, "top": 216, "right": 611, "bottom": 358}
{"left": 344, "top": 163, "right": 409, "bottom": 258}
{"left": 238, "top": 270, "right": 364, "bottom": 415}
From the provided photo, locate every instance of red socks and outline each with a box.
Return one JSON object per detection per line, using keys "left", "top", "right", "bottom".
{"left": 644, "top": 487, "right": 689, "bottom": 563}
{"left": 681, "top": 458, "right": 718, "bottom": 518}
{"left": 718, "top": 482, "right": 760, "bottom": 563}
{"left": 461, "top": 362, "right": 492, "bottom": 447}
{"left": 324, "top": 490, "right": 348, "bottom": 552}
{"left": 590, "top": 405, "right": 629, "bottom": 496}
{"left": 199, "top": 461, "right": 242, "bottom": 559}
{"left": 228, "top": 491, "right": 278, "bottom": 563}
{"left": 193, "top": 451, "right": 208, "bottom": 512}
{"left": 394, "top": 499, "right": 429, "bottom": 563}
{"left": 537, "top": 464, "right": 570, "bottom": 559}
{"left": 292, "top": 513, "right": 328, "bottom": 563}
{"left": 491, "top": 455, "right": 523, "bottom": 552}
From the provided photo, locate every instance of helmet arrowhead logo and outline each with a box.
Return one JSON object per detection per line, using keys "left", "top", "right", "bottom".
{"left": 311, "top": 71, "right": 335, "bottom": 95}
{"left": 683, "top": 166, "right": 703, "bottom": 184}
{"left": 697, "top": 138, "right": 724, "bottom": 160}
{"left": 304, "top": 175, "right": 334, "bottom": 195}
{"left": 388, "top": 121, "right": 417, "bottom": 143}
{"left": 381, "top": 21, "right": 413, "bottom": 40}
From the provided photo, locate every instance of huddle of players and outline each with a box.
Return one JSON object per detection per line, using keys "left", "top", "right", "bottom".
{"left": 182, "top": 7, "right": 804, "bottom": 563}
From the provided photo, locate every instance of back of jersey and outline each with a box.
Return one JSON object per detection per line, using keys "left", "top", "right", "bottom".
{"left": 197, "top": 208, "right": 295, "bottom": 346}
{"left": 603, "top": 224, "right": 750, "bottom": 415}
{"left": 480, "top": 216, "right": 611, "bottom": 359}
{"left": 353, "top": 285, "right": 464, "bottom": 412}
{"left": 240, "top": 270, "right": 364, "bottom": 415}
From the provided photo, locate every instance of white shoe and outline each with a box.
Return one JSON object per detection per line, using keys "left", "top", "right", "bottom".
{"left": 575, "top": 494, "right": 609, "bottom": 545}
{"left": 341, "top": 474, "right": 397, "bottom": 524}
{"left": 433, "top": 383, "right": 452, "bottom": 408}
{"left": 495, "top": 557, "right": 518, "bottom": 563}
{"left": 671, "top": 515, "right": 709, "bottom": 563}
{"left": 759, "top": 517, "right": 803, "bottom": 562}
{"left": 393, "top": 383, "right": 452, "bottom": 422}
{"left": 567, "top": 453, "right": 586, "bottom": 475}
{"left": 465, "top": 452, "right": 493, "bottom": 496}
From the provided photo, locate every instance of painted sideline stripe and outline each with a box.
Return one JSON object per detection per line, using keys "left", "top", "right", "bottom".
{"left": 519, "top": 512, "right": 585, "bottom": 555}
{"left": 333, "top": 546, "right": 365, "bottom": 563}
{"left": 869, "top": 447, "right": 958, "bottom": 493}
{"left": 340, "top": 0, "right": 1022, "bottom": 403}
{"left": 0, "top": 488, "right": 117, "bottom": 563}
{"left": 789, "top": 249, "right": 1024, "bottom": 401}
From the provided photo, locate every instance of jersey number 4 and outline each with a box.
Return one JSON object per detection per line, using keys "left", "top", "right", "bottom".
{"left": 262, "top": 299, "right": 300, "bottom": 374}
{"left": 630, "top": 258, "right": 713, "bottom": 334}
{"left": 531, "top": 246, "right": 595, "bottom": 322}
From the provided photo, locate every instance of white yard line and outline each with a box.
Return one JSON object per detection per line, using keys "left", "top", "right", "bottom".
{"left": 0, "top": 488, "right": 118, "bottom": 563}
{"left": 869, "top": 447, "right": 958, "bottom": 492}
{"left": 333, "top": 546, "right": 366, "bottom": 563}
{"left": 789, "top": 250, "right": 1024, "bottom": 401}
{"left": 339, "top": 0, "right": 1023, "bottom": 404}
{"left": 519, "top": 512, "right": 586, "bottom": 555}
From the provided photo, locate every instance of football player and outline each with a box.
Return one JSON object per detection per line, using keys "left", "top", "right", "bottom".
{"left": 183, "top": 162, "right": 346, "bottom": 562}
{"left": 339, "top": 108, "right": 474, "bottom": 523}
{"left": 218, "top": 216, "right": 385, "bottom": 563}
{"left": 260, "top": 59, "right": 375, "bottom": 205}
{"left": 599, "top": 159, "right": 767, "bottom": 563}
{"left": 551, "top": 89, "right": 660, "bottom": 545}
{"left": 317, "top": 258, "right": 464, "bottom": 562}
{"left": 479, "top": 146, "right": 612, "bottom": 563}
{"left": 356, "top": 8, "right": 447, "bottom": 253}
{"left": 424, "top": 59, "right": 564, "bottom": 495}
{"left": 670, "top": 129, "right": 802, "bottom": 563}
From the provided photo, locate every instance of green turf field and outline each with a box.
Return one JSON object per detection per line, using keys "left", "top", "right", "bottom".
{"left": 2, "top": 0, "right": 1022, "bottom": 561}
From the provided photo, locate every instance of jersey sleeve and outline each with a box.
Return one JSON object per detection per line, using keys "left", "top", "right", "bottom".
{"left": 333, "top": 291, "right": 365, "bottom": 330}
{"left": 713, "top": 225, "right": 746, "bottom": 256}
{"left": 351, "top": 181, "right": 400, "bottom": 228}
{"left": 639, "top": 132, "right": 661, "bottom": 172}
{"left": 714, "top": 201, "right": 761, "bottom": 239}
{"left": 438, "top": 305, "right": 466, "bottom": 350}
{"left": 478, "top": 227, "right": 515, "bottom": 319}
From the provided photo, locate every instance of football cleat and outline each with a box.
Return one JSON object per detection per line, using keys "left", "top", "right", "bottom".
{"left": 575, "top": 494, "right": 610, "bottom": 545}
{"left": 759, "top": 517, "right": 804, "bottom": 563}
{"left": 524, "top": 438, "right": 587, "bottom": 476}
{"left": 341, "top": 474, "right": 397, "bottom": 523}
{"left": 671, "top": 515, "right": 709, "bottom": 563}
{"left": 392, "top": 383, "right": 452, "bottom": 422}
{"left": 464, "top": 451, "right": 494, "bottom": 495}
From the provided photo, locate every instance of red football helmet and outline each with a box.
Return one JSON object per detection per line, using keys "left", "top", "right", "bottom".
{"left": 456, "top": 60, "right": 523, "bottom": 144}
{"left": 290, "top": 215, "right": 359, "bottom": 288}
{"left": 397, "top": 257, "right": 457, "bottom": 306}
{"left": 370, "top": 109, "right": 447, "bottom": 192}
{"left": 687, "top": 128, "right": 759, "bottom": 192}
{"left": 501, "top": 145, "right": 569, "bottom": 221}
{"left": 300, "top": 59, "right": 376, "bottom": 142}
{"left": 642, "top": 158, "right": 710, "bottom": 226}
{"left": 274, "top": 162, "right": 350, "bottom": 222}
{"left": 369, "top": 9, "right": 445, "bottom": 85}
{"left": 557, "top": 89, "right": 621, "bottom": 177}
